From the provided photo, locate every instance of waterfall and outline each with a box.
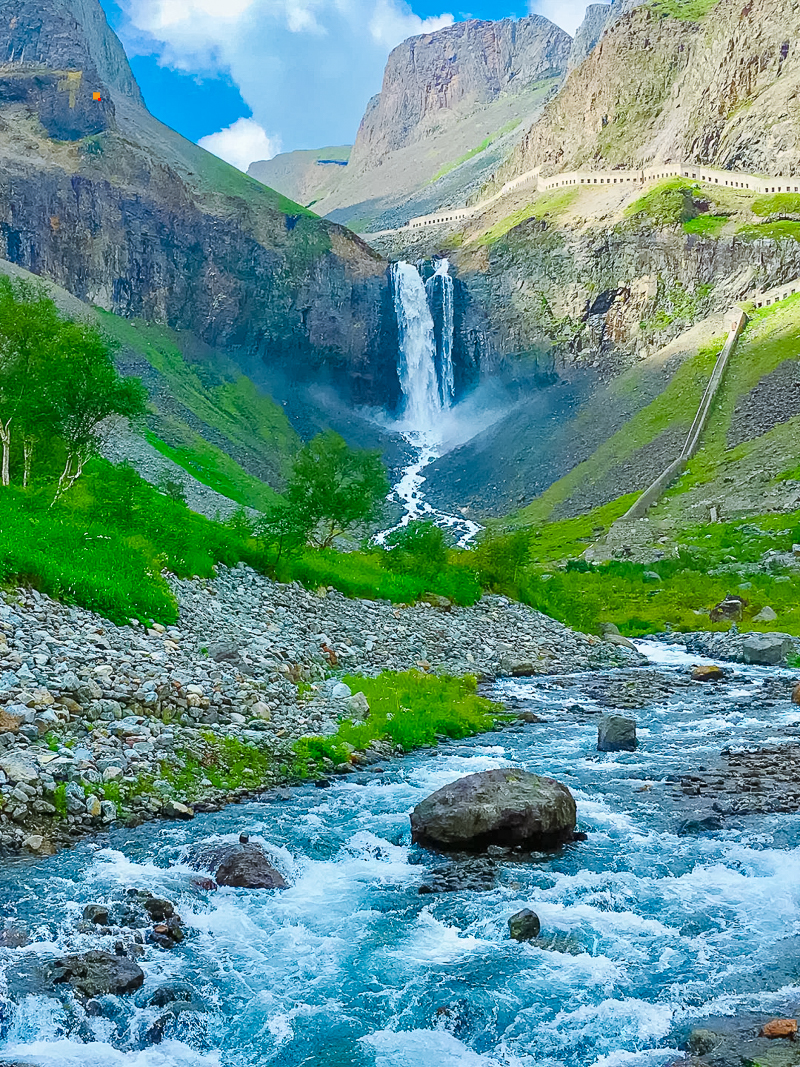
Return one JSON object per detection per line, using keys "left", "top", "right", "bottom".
{"left": 391, "top": 259, "right": 457, "bottom": 433}
{"left": 384, "top": 259, "right": 481, "bottom": 548}
{"left": 391, "top": 261, "right": 442, "bottom": 432}
{"left": 426, "top": 258, "right": 455, "bottom": 408}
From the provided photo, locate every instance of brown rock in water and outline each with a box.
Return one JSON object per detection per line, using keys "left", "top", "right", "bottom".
{"left": 410, "top": 768, "right": 577, "bottom": 852}
{"left": 692, "top": 665, "right": 725, "bottom": 683}
{"left": 760, "top": 1018, "right": 798, "bottom": 1038}
{"left": 186, "top": 841, "right": 288, "bottom": 889}
{"left": 792, "top": 682, "right": 800, "bottom": 705}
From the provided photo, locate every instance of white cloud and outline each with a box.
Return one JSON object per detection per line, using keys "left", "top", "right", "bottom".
{"left": 531, "top": 0, "right": 610, "bottom": 35}
{"left": 368, "top": 0, "right": 452, "bottom": 49}
{"left": 115, "top": 0, "right": 454, "bottom": 149}
{"left": 198, "top": 117, "right": 280, "bottom": 169}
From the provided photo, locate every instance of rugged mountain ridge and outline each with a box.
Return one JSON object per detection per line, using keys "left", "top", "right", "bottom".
{"left": 285, "top": 15, "right": 570, "bottom": 231}
{"left": 0, "top": 0, "right": 399, "bottom": 406}
{"left": 500, "top": 0, "right": 800, "bottom": 182}
{"left": 348, "top": 17, "right": 571, "bottom": 168}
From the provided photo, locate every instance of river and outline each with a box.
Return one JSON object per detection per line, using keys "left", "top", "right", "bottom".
{"left": 1, "top": 643, "right": 798, "bottom": 1066}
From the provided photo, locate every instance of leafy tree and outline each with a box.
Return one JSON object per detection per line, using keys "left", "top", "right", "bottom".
{"left": 0, "top": 278, "right": 63, "bottom": 486}
{"left": 284, "top": 431, "right": 389, "bottom": 549}
{"left": 47, "top": 320, "right": 147, "bottom": 500}
{"left": 255, "top": 499, "right": 310, "bottom": 564}
{"left": 383, "top": 520, "right": 448, "bottom": 581}
{"left": 0, "top": 278, "right": 146, "bottom": 496}
{"left": 472, "top": 528, "right": 533, "bottom": 592}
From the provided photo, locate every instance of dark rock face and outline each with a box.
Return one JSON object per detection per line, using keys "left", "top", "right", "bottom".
{"left": 410, "top": 768, "right": 577, "bottom": 852}
{"left": 597, "top": 715, "right": 637, "bottom": 752}
{"left": 187, "top": 840, "right": 288, "bottom": 889}
{"left": 47, "top": 950, "right": 144, "bottom": 996}
{"left": 0, "top": 0, "right": 399, "bottom": 407}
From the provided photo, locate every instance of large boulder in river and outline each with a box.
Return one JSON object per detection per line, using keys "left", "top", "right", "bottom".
{"left": 186, "top": 840, "right": 288, "bottom": 889}
{"left": 742, "top": 633, "right": 795, "bottom": 666}
{"left": 597, "top": 715, "right": 637, "bottom": 752}
{"left": 46, "top": 950, "right": 144, "bottom": 997}
{"left": 410, "top": 769, "right": 576, "bottom": 852}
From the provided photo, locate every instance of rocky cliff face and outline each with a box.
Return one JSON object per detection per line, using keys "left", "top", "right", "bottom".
{"left": 499, "top": 0, "right": 800, "bottom": 181}
{"left": 311, "top": 16, "right": 570, "bottom": 231}
{"left": 348, "top": 17, "right": 571, "bottom": 169}
{"left": 0, "top": 0, "right": 399, "bottom": 406}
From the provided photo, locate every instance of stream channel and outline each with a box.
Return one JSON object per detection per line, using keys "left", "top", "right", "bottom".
{"left": 1, "top": 642, "right": 799, "bottom": 1066}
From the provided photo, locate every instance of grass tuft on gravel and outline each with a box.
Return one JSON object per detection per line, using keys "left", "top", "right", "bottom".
{"left": 292, "top": 671, "right": 503, "bottom": 773}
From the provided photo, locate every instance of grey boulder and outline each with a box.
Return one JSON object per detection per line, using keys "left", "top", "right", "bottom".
{"left": 47, "top": 950, "right": 145, "bottom": 997}
{"left": 186, "top": 840, "right": 288, "bottom": 889}
{"left": 410, "top": 768, "right": 577, "bottom": 852}
{"left": 598, "top": 715, "right": 637, "bottom": 752}
{"left": 742, "top": 633, "right": 795, "bottom": 666}
{"left": 508, "top": 908, "right": 541, "bottom": 941}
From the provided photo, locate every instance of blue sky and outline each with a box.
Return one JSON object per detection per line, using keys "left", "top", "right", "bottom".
{"left": 100, "top": 0, "right": 598, "bottom": 169}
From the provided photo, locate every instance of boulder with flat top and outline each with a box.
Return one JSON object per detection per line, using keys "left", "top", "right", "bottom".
{"left": 410, "top": 768, "right": 577, "bottom": 852}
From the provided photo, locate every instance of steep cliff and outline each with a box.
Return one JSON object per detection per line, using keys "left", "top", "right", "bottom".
{"left": 499, "top": 0, "right": 800, "bottom": 182}
{"left": 307, "top": 16, "right": 571, "bottom": 232}
{"left": 0, "top": 0, "right": 399, "bottom": 407}
{"left": 349, "top": 17, "right": 570, "bottom": 166}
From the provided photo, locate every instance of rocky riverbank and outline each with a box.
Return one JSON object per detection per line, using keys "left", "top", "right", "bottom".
{"left": 0, "top": 564, "right": 640, "bottom": 853}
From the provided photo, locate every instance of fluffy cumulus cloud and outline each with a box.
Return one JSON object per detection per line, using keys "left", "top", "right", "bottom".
{"left": 115, "top": 0, "right": 453, "bottom": 156}
{"left": 198, "top": 116, "right": 280, "bottom": 169}
{"left": 530, "top": 0, "right": 610, "bottom": 35}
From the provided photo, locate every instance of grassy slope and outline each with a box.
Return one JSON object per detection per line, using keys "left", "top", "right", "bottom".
{"left": 511, "top": 338, "right": 724, "bottom": 525}
{"left": 661, "top": 295, "right": 800, "bottom": 498}
{"left": 500, "top": 297, "right": 800, "bottom": 637}
{"left": 99, "top": 311, "right": 301, "bottom": 509}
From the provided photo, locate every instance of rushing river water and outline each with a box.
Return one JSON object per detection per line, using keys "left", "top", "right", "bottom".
{"left": 1, "top": 643, "right": 800, "bottom": 1067}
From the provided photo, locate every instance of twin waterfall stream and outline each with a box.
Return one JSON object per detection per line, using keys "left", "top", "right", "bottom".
{"left": 380, "top": 260, "right": 480, "bottom": 548}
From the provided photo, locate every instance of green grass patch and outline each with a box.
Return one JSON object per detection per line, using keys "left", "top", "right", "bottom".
{"left": 98, "top": 312, "right": 301, "bottom": 489}
{"left": 626, "top": 179, "right": 699, "bottom": 226}
{"left": 276, "top": 548, "right": 482, "bottom": 606}
{"left": 475, "top": 190, "right": 579, "bottom": 246}
{"left": 751, "top": 193, "right": 800, "bottom": 217}
{"left": 663, "top": 294, "right": 800, "bottom": 494}
{"left": 293, "top": 671, "right": 503, "bottom": 772}
{"left": 683, "top": 215, "right": 728, "bottom": 238}
{"left": 511, "top": 339, "right": 723, "bottom": 526}
{"left": 520, "top": 511, "right": 800, "bottom": 637}
{"left": 738, "top": 220, "right": 800, "bottom": 242}
{"left": 649, "top": 0, "right": 719, "bottom": 17}
{"left": 0, "top": 462, "right": 255, "bottom": 625}
{"left": 145, "top": 428, "right": 278, "bottom": 511}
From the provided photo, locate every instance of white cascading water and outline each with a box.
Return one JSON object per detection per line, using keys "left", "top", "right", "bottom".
{"left": 391, "top": 261, "right": 444, "bottom": 431}
{"left": 379, "top": 260, "right": 480, "bottom": 547}
{"left": 426, "top": 257, "right": 455, "bottom": 408}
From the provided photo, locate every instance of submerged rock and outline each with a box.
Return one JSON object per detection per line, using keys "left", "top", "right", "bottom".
{"left": 597, "top": 715, "right": 637, "bottom": 752}
{"left": 47, "top": 950, "right": 145, "bottom": 997}
{"left": 186, "top": 840, "right": 288, "bottom": 889}
{"left": 508, "top": 909, "right": 541, "bottom": 942}
{"left": 410, "top": 768, "right": 577, "bottom": 852}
